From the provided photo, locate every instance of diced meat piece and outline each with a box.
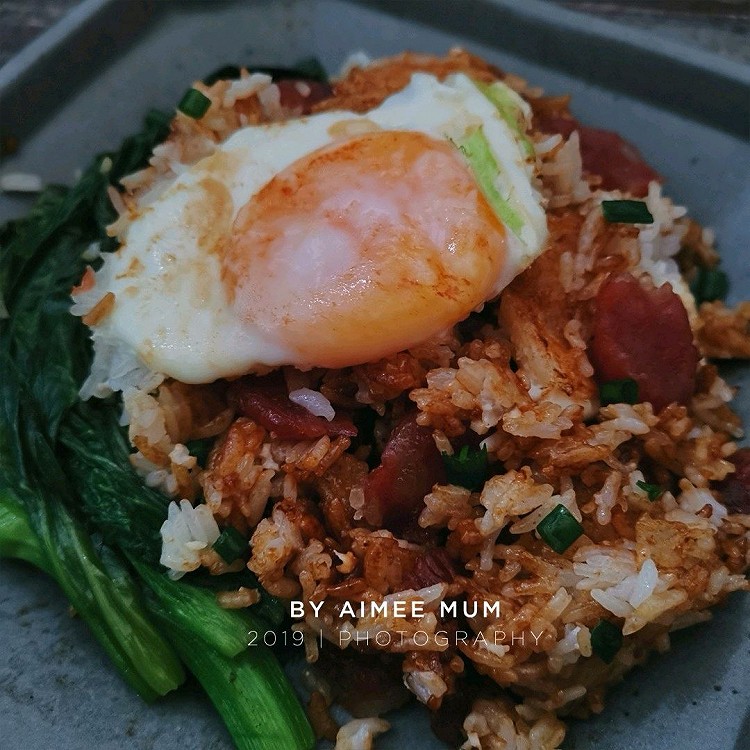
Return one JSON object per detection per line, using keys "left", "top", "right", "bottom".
{"left": 716, "top": 448, "right": 750, "bottom": 514}
{"left": 402, "top": 548, "right": 456, "bottom": 590}
{"left": 229, "top": 374, "right": 356, "bottom": 440}
{"left": 590, "top": 274, "right": 699, "bottom": 412}
{"left": 535, "top": 115, "right": 661, "bottom": 197}
{"left": 276, "top": 79, "right": 332, "bottom": 113}
{"left": 363, "top": 413, "right": 446, "bottom": 533}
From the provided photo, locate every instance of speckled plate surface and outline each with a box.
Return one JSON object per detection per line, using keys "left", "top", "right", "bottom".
{"left": 0, "top": 1, "right": 748, "bottom": 748}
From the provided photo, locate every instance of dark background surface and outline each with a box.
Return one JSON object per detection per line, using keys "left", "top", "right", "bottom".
{"left": 2, "top": 0, "right": 749, "bottom": 67}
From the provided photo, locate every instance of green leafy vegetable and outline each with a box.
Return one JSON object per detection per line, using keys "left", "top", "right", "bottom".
{"left": 150, "top": 614, "right": 315, "bottom": 750}
{"left": 185, "top": 568, "right": 285, "bottom": 628}
{"left": 601, "top": 199, "right": 654, "bottom": 224}
{"left": 0, "top": 100, "right": 312, "bottom": 747}
{"left": 133, "top": 559, "right": 263, "bottom": 659}
{"left": 537, "top": 504, "right": 584, "bottom": 554}
{"left": 0, "top": 168, "right": 186, "bottom": 702}
{"left": 137, "top": 559, "right": 313, "bottom": 750}
{"left": 60, "top": 406, "right": 170, "bottom": 564}
{"left": 599, "top": 377, "right": 639, "bottom": 406}
{"left": 0, "top": 489, "right": 50, "bottom": 573}
{"left": 442, "top": 444, "right": 489, "bottom": 491}
{"left": 0, "top": 360, "right": 185, "bottom": 702}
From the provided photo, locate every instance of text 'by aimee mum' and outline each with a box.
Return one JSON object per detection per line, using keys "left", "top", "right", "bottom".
{"left": 290, "top": 599, "right": 502, "bottom": 620}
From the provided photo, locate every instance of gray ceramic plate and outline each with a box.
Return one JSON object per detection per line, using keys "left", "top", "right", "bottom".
{"left": 0, "top": 1, "right": 748, "bottom": 748}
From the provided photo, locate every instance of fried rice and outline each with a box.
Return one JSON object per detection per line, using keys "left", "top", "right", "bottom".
{"left": 72, "top": 50, "right": 750, "bottom": 749}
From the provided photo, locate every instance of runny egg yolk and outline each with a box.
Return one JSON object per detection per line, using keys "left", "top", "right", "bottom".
{"left": 223, "top": 130, "right": 506, "bottom": 368}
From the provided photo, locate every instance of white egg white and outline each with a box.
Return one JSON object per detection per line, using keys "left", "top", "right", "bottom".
{"left": 78, "top": 73, "right": 547, "bottom": 387}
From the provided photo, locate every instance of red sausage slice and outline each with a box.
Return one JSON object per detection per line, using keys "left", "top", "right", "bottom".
{"left": 363, "top": 413, "right": 446, "bottom": 533}
{"left": 590, "top": 274, "right": 699, "bottom": 413}
{"left": 402, "top": 548, "right": 456, "bottom": 589}
{"left": 229, "top": 374, "right": 356, "bottom": 440}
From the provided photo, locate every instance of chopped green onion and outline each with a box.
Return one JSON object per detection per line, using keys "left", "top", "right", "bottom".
{"left": 476, "top": 81, "right": 535, "bottom": 158}
{"left": 591, "top": 619, "right": 623, "bottom": 664}
{"left": 691, "top": 267, "right": 729, "bottom": 304}
{"left": 213, "top": 526, "right": 247, "bottom": 563}
{"left": 457, "top": 128, "right": 525, "bottom": 235}
{"left": 599, "top": 378, "right": 639, "bottom": 406}
{"left": 601, "top": 200, "right": 654, "bottom": 224}
{"left": 186, "top": 437, "right": 214, "bottom": 467}
{"left": 635, "top": 480, "right": 664, "bottom": 501}
{"left": 537, "top": 504, "right": 584, "bottom": 554}
{"left": 442, "top": 444, "right": 489, "bottom": 491}
{"left": 177, "top": 88, "right": 211, "bottom": 119}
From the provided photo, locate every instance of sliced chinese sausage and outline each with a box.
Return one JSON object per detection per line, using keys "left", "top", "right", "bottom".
{"left": 229, "top": 374, "right": 356, "bottom": 440}
{"left": 590, "top": 273, "right": 699, "bottom": 413}
{"left": 535, "top": 115, "right": 661, "bottom": 197}
{"left": 363, "top": 413, "right": 446, "bottom": 534}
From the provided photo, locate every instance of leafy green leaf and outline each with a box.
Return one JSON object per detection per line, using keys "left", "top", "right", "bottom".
{"left": 0, "top": 88, "right": 305, "bottom": 740}
{"left": 60, "top": 405, "right": 170, "bottom": 563}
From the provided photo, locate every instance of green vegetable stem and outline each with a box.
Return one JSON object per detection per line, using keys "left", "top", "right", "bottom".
{"left": 601, "top": 199, "right": 654, "bottom": 224}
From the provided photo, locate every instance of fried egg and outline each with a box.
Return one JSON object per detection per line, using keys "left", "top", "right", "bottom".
{"left": 77, "top": 73, "right": 547, "bottom": 386}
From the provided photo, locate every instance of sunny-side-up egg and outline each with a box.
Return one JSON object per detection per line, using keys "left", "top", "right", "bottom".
{"left": 74, "top": 72, "right": 547, "bottom": 392}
